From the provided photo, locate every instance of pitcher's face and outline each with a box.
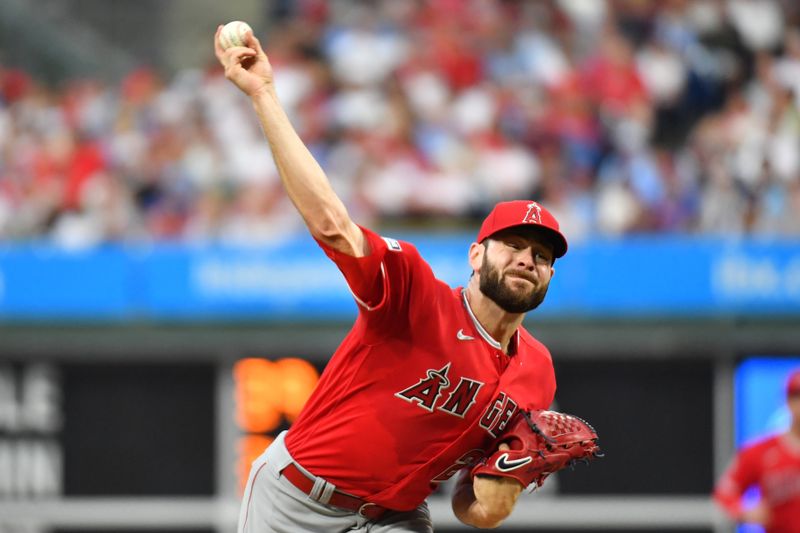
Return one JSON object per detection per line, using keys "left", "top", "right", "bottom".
{"left": 478, "top": 229, "right": 555, "bottom": 314}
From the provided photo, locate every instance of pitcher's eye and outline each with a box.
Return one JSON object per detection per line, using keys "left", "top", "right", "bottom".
{"left": 534, "top": 252, "right": 551, "bottom": 266}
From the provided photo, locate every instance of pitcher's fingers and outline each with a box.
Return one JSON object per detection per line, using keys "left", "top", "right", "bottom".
{"left": 246, "top": 32, "right": 267, "bottom": 59}
{"left": 214, "top": 25, "right": 225, "bottom": 58}
{"left": 227, "top": 46, "right": 257, "bottom": 64}
{"left": 222, "top": 47, "right": 257, "bottom": 74}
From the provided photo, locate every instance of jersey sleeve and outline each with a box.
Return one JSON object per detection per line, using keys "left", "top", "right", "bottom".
{"left": 315, "top": 225, "right": 438, "bottom": 340}
{"left": 315, "top": 226, "right": 390, "bottom": 311}
{"left": 713, "top": 445, "right": 762, "bottom": 519}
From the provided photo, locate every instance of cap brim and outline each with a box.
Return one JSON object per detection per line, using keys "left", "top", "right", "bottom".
{"left": 483, "top": 223, "right": 568, "bottom": 258}
{"left": 542, "top": 227, "right": 568, "bottom": 258}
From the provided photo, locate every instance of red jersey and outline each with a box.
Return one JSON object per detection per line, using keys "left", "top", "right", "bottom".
{"left": 714, "top": 433, "right": 800, "bottom": 533}
{"left": 285, "top": 227, "right": 557, "bottom": 510}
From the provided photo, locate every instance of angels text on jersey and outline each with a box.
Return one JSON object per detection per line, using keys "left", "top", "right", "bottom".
{"left": 394, "top": 363, "right": 516, "bottom": 437}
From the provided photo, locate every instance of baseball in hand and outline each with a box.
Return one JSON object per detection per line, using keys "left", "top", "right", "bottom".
{"left": 219, "top": 21, "right": 253, "bottom": 50}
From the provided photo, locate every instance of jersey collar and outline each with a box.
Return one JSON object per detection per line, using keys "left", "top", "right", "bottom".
{"left": 461, "top": 288, "right": 509, "bottom": 351}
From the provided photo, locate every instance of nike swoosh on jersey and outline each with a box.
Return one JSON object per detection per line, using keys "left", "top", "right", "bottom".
{"left": 495, "top": 453, "right": 533, "bottom": 472}
{"left": 456, "top": 329, "right": 475, "bottom": 341}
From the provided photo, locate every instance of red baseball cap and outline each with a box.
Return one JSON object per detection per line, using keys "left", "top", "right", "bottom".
{"left": 786, "top": 370, "right": 800, "bottom": 396}
{"left": 477, "top": 200, "right": 568, "bottom": 258}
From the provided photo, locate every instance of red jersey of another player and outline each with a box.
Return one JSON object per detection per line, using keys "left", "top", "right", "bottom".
{"left": 714, "top": 433, "right": 800, "bottom": 533}
{"left": 285, "top": 226, "right": 557, "bottom": 511}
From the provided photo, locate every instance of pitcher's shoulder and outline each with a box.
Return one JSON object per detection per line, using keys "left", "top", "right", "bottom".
{"left": 517, "top": 328, "right": 552, "bottom": 359}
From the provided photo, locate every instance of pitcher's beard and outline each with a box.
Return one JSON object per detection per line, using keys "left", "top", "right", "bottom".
{"left": 479, "top": 256, "right": 548, "bottom": 313}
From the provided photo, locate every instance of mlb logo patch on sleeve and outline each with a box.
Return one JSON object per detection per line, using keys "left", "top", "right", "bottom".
{"left": 382, "top": 237, "right": 403, "bottom": 252}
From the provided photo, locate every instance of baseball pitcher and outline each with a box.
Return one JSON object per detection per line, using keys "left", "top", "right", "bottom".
{"left": 215, "top": 26, "right": 600, "bottom": 533}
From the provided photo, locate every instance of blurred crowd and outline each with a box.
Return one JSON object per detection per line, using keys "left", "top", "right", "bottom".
{"left": 2, "top": 0, "right": 800, "bottom": 248}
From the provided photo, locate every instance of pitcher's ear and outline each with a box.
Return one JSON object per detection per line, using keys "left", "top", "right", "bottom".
{"left": 469, "top": 241, "right": 485, "bottom": 273}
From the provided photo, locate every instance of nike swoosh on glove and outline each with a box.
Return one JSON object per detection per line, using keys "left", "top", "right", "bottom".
{"left": 471, "top": 409, "right": 603, "bottom": 490}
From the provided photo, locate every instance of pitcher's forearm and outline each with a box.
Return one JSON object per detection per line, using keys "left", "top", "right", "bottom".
{"left": 452, "top": 470, "right": 520, "bottom": 529}
{"left": 251, "top": 90, "right": 363, "bottom": 254}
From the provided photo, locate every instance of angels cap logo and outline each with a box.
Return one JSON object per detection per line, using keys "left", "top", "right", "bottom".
{"left": 522, "top": 202, "right": 542, "bottom": 224}
{"left": 495, "top": 452, "right": 533, "bottom": 472}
